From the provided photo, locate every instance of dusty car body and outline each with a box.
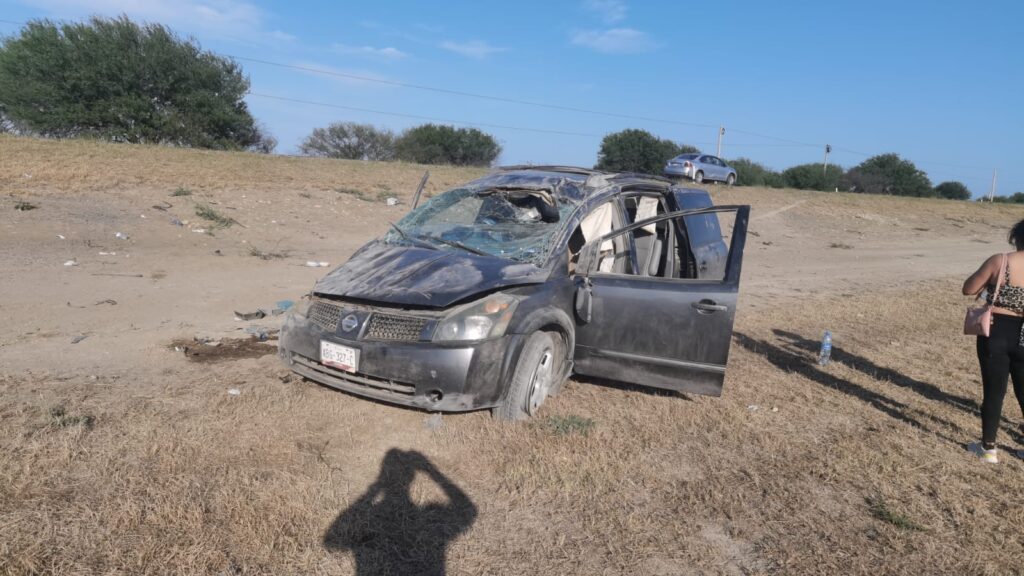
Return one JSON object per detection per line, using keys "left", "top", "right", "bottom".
{"left": 279, "top": 166, "right": 750, "bottom": 419}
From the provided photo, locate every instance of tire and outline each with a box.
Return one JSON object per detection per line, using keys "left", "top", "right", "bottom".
{"left": 726, "top": 173, "right": 736, "bottom": 186}
{"left": 694, "top": 170, "right": 704, "bottom": 184}
{"left": 494, "top": 331, "right": 558, "bottom": 421}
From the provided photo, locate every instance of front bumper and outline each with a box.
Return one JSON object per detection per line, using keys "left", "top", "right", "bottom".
{"left": 278, "top": 309, "right": 521, "bottom": 412}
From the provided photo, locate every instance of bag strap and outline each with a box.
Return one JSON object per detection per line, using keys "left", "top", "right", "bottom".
{"left": 992, "top": 253, "right": 1009, "bottom": 303}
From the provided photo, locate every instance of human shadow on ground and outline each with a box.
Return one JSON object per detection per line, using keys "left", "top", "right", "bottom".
{"left": 734, "top": 332, "right": 980, "bottom": 447}
{"left": 324, "top": 449, "right": 477, "bottom": 576}
{"left": 770, "top": 329, "right": 1023, "bottom": 443}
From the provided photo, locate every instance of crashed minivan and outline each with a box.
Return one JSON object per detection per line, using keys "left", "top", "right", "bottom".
{"left": 279, "top": 166, "right": 749, "bottom": 419}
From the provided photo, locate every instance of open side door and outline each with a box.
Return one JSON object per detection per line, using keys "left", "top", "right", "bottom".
{"left": 573, "top": 205, "right": 749, "bottom": 396}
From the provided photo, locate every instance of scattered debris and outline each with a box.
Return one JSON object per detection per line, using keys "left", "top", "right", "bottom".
{"left": 63, "top": 259, "right": 78, "bottom": 267}
{"left": 114, "top": 232, "right": 129, "bottom": 240}
{"left": 829, "top": 242, "right": 854, "bottom": 250}
{"left": 71, "top": 334, "right": 89, "bottom": 344}
{"left": 192, "top": 228, "right": 207, "bottom": 234}
{"left": 234, "top": 309, "right": 267, "bottom": 321}
{"left": 227, "top": 388, "right": 242, "bottom": 396}
{"left": 747, "top": 405, "right": 760, "bottom": 411}
{"left": 276, "top": 300, "right": 295, "bottom": 312}
{"left": 57, "top": 234, "right": 66, "bottom": 240}
{"left": 214, "top": 249, "right": 223, "bottom": 256}
{"left": 67, "top": 301, "right": 86, "bottom": 309}
{"left": 279, "top": 374, "right": 294, "bottom": 384}
{"left": 14, "top": 201, "right": 37, "bottom": 211}
{"left": 386, "top": 197, "right": 400, "bottom": 206}
{"left": 170, "top": 337, "right": 276, "bottom": 363}
{"left": 94, "top": 299, "right": 117, "bottom": 306}
{"left": 170, "top": 218, "right": 184, "bottom": 226}
{"left": 98, "top": 252, "right": 116, "bottom": 256}
{"left": 244, "top": 326, "right": 276, "bottom": 341}
{"left": 305, "top": 261, "right": 330, "bottom": 268}
{"left": 194, "top": 336, "right": 220, "bottom": 346}
{"left": 152, "top": 201, "right": 173, "bottom": 211}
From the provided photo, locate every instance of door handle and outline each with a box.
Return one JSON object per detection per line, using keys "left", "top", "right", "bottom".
{"left": 692, "top": 300, "right": 727, "bottom": 313}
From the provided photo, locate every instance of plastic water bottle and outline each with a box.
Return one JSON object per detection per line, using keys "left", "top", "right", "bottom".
{"left": 818, "top": 330, "right": 832, "bottom": 366}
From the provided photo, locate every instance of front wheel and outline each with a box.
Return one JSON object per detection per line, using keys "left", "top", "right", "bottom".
{"left": 726, "top": 173, "right": 736, "bottom": 186}
{"left": 694, "top": 170, "right": 704, "bottom": 184}
{"left": 494, "top": 332, "right": 558, "bottom": 421}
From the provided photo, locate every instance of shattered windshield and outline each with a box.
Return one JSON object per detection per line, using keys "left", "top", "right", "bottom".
{"left": 383, "top": 186, "right": 577, "bottom": 264}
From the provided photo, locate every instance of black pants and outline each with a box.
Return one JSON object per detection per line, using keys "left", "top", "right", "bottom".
{"left": 976, "top": 314, "right": 1024, "bottom": 448}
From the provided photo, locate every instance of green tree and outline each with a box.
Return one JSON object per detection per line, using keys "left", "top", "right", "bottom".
{"left": 0, "top": 16, "right": 259, "bottom": 149}
{"left": 933, "top": 181, "right": 971, "bottom": 200}
{"left": 394, "top": 124, "right": 501, "bottom": 166}
{"left": 300, "top": 122, "right": 395, "bottom": 160}
{"left": 841, "top": 153, "right": 933, "bottom": 197}
{"left": 990, "top": 192, "right": 1024, "bottom": 204}
{"left": 726, "top": 158, "right": 785, "bottom": 188}
{"left": 781, "top": 163, "right": 845, "bottom": 191}
{"left": 595, "top": 128, "right": 688, "bottom": 174}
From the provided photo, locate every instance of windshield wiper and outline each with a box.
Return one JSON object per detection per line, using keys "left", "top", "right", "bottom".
{"left": 419, "top": 234, "right": 490, "bottom": 257}
{"left": 388, "top": 223, "right": 437, "bottom": 251}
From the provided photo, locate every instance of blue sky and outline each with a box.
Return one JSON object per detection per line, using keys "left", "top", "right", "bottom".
{"left": 2, "top": 0, "right": 1021, "bottom": 196}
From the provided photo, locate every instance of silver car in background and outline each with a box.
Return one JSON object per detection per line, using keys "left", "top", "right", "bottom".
{"left": 665, "top": 153, "right": 737, "bottom": 185}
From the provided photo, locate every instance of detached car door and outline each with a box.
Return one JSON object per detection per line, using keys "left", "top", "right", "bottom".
{"left": 572, "top": 205, "right": 750, "bottom": 396}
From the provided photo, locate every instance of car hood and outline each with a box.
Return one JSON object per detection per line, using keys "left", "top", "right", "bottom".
{"left": 313, "top": 242, "right": 549, "bottom": 308}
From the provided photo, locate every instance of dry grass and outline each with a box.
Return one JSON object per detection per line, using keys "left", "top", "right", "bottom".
{"left": 3, "top": 135, "right": 1024, "bottom": 575}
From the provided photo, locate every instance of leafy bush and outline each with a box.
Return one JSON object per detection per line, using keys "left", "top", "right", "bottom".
{"left": 782, "top": 163, "right": 845, "bottom": 191}
{"left": 933, "top": 181, "right": 971, "bottom": 200}
{"left": 393, "top": 124, "right": 500, "bottom": 166}
{"left": 841, "top": 153, "right": 933, "bottom": 197}
{"left": 727, "top": 157, "right": 785, "bottom": 188}
{"left": 990, "top": 192, "right": 1024, "bottom": 204}
{"left": 0, "top": 16, "right": 260, "bottom": 149}
{"left": 595, "top": 128, "right": 690, "bottom": 174}
{"left": 300, "top": 122, "right": 395, "bottom": 161}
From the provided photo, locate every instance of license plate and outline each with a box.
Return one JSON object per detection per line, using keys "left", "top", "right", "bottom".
{"left": 320, "top": 340, "right": 359, "bottom": 373}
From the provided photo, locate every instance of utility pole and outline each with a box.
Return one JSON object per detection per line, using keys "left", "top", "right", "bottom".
{"left": 823, "top": 144, "right": 832, "bottom": 178}
{"left": 716, "top": 125, "right": 725, "bottom": 157}
{"left": 989, "top": 169, "right": 998, "bottom": 202}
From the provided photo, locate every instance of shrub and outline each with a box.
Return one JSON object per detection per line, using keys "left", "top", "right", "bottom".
{"left": 595, "top": 128, "right": 688, "bottom": 174}
{"left": 782, "top": 163, "right": 845, "bottom": 191}
{"left": 841, "top": 153, "right": 933, "bottom": 197}
{"left": 394, "top": 124, "right": 500, "bottom": 166}
{"left": 300, "top": 122, "right": 395, "bottom": 161}
{"left": 0, "top": 16, "right": 260, "bottom": 149}
{"left": 727, "top": 157, "right": 785, "bottom": 188}
{"left": 933, "top": 181, "right": 971, "bottom": 200}
{"left": 990, "top": 192, "right": 1024, "bottom": 204}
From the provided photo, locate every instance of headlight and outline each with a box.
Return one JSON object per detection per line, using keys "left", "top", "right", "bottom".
{"left": 433, "top": 293, "right": 519, "bottom": 342}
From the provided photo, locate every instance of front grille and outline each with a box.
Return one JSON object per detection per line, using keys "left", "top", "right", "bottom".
{"left": 365, "top": 313, "right": 428, "bottom": 341}
{"left": 309, "top": 300, "right": 342, "bottom": 331}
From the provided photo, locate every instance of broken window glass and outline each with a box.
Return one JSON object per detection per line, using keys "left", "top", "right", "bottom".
{"left": 384, "top": 187, "right": 577, "bottom": 265}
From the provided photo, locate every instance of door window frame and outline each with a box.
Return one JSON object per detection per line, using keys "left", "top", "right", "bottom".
{"left": 578, "top": 205, "right": 750, "bottom": 286}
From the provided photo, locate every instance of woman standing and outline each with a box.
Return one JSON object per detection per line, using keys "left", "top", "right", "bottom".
{"left": 962, "top": 220, "right": 1024, "bottom": 463}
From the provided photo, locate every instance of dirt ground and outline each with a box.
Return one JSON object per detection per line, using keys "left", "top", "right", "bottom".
{"left": 3, "top": 136, "right": 1024, "bottom": 575}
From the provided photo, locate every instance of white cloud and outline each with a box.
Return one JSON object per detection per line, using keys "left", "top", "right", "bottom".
{"left": 20, "top": 0, "right": 290, "bottom": 44}
{"left": 332, "top": 43, "right": 407, "bottom": 60}
{"left": 583, "top": 0, "right": 627, "bottom": 24}
{"left": 440, "top": 39, "right": 506, "bottom": 60}
{"left": 571, "top": 27, "right": 655, "bottom": 54}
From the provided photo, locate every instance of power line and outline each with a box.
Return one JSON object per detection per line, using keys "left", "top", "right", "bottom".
{"left": 233, "top": 55, "right": 719, "bottom": 130}
{"left": 247, "top": 92, "right": 608, "bottom": 138}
